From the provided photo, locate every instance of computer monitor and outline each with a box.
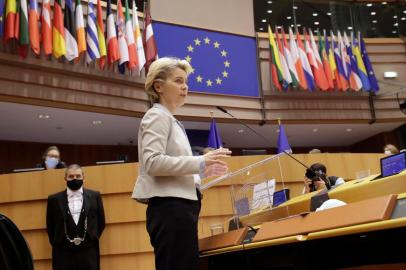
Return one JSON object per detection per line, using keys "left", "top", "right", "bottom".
{"left": 272, "top": 188, "right": 290, "bottom": 207}
{"left": 380, "top": 152, "right": 406, "bottom": 178}
{"left": 241, "top": 149, "right": 267, "bottom": 156}
{"left": 12, "top": 167, "right": 44, "bottom": 173}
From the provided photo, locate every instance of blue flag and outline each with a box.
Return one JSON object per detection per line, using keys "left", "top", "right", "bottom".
{"left": 153, "top": 22, "right": 260, "bottom": 97}
{"left": 0, "top": 0, "right": 4, "bottom": 38}
{"left": 207, "top": 118, "right": 222, "bottom": 149}
{"left": 277, "top": 123, "right": 292, "bottom": 154}
{"left": 359, "top": 34, "right": 379, "bottom": 92}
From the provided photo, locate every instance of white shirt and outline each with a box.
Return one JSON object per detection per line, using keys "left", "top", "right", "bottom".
{"left": 67, "top": 187, "right": 83, "bottom": 225}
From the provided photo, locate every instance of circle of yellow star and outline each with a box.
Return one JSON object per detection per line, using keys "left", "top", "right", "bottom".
{"left": 222, "top": 71, "right": 228, "bottom": 78}
{"left": 206, "top": 80, "right": 213, "bottom": 86}
{"left": 185, "top": 55, "right": 192, "bottom": 62}
{"left": 216, "top": 77, "right": 222, "bottom": 84}
{"left": 196, "top": 75, "right": 203, "bottom": 83}
{"left": 221, "top": 50, "right": 227, "bottom": 57}
{"left": 187, "top": 45, "right": 194, "bottom": 52}
{"left": 204, "top": 37, "right": 210, "bottom": 44}
{"left": 213, "top": 41, "right": 220, "bottom": 48}
{"left": 224, "top": 61, "right": 230, "bottom": 68}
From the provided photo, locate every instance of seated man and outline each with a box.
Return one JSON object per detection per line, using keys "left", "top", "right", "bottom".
{"left": 303, "top": 163, "right": 345, "bottom": 193}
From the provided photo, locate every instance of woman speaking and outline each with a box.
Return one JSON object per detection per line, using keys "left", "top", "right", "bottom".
{"left": 132, "top": 57, "right": 231, "bottom": 270}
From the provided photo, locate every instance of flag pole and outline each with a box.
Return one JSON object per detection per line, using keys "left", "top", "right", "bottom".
{"left": 278, "top": 117, "right": 281, "bottom": 126}
{"left": 210, "top": 111, "right": 213, "bottom": 119}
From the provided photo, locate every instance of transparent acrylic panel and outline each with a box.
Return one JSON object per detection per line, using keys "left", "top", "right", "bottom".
{"left": 201, "top": 152, "right": 306, "bottom": 230}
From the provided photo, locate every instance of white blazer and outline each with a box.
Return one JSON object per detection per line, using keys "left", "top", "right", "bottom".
{"left": 132, "top": 104, "right": 204, "bottom": 203}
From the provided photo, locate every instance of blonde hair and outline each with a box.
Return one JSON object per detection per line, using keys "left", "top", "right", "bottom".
{"left": 145, "top": 57, "right": 193, "bottom": 104}
{"left": 384, "top": 144, "right": 399, "bottom": 154}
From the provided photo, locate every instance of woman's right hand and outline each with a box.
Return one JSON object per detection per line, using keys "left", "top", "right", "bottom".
{"left": 203, "top": 148, "right": 232, "bottom": 166}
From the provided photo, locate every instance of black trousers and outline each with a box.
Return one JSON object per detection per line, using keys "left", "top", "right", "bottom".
{"left": 52, "top": 240, "right": 99, "bottom": 270}
{"left": 146, "top": 190, "right": 202, "bottom": 270}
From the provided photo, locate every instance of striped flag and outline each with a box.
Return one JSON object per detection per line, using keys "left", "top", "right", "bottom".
{"left": 289, "top": 27, "right": 306, "bottom": 90}
{"left": 352, "top": 33, "right": 371, "bottom": 91}
{"left": 359, "top": 32, "right": 379, "bottom": 92}
{"left": 318, "top": 30, "right": 333, "bottom": 89}
{"left": 41, "top": 0, "right": 52, "bottom": 55}
{"left": 308, "top": 29, "right": 329, "bottom": 91}
{"left": 125, "top": 0, "right": 137, "bottom": 69}
{"left": 275, "top": 27, "right": 291, "bottom": 89}
{"left": 282, "top": 29, "right": 298, "bottom": 88}
{"left": 331, "top": 31, "right": 348, "bottom": 90}
{"left": 96, "top": 0, "right": 106, "bottom": 69}
{"left": 18, "top": 0, "right": 29, "bottom": 58}
{"left": 52, "top": 0, "right": 65, "bottom": 58}
{"left": 64, "top": 0, "right": 78, "bottom": 61}
{"left": 338, "top": 31, "right": 351, "bottom": 82}
{"left": 296, "top": 27, "right": 315, "bottom": 90}
{"left": 132, "top": 0, "right": 146, "bottom": 73}
{"left": 143, "top": 5, "right": 157, "bottom": 72}
{"left": 28, "top": 0, "right": 40, "bottom": 55}
{"left": 0, "top": 0, "right": 4, "bottom": 38}
{"left": 325, "top": 29, "right": 340, "bottom": 90}
{"left": 5, "top": 0, "right": 17, "bottom": 41}
{"left": 116, "top": 0, "right": 128, "bottom": 66}
{"left": 344, "top": 32, "right": 362, "bottom": 91}
{"left": 106, "top": 0, "right": 119, "bottom": 66}
{"left": 268, "top": 25, "right": 283, "bottom": 91}
{"left": 75, "top": 0, "right": 86, "bottom": 56}
{"left": 85, "top": 0, "right": 99, "bottom": 64}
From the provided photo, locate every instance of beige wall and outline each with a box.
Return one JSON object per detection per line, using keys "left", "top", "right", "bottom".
{"left": 151, "top": 0, "right": 256, "bottom": 37}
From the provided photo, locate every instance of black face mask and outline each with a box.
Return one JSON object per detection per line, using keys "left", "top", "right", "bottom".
{"left": 67, "top": 179, "right": 83, "bottom": 191}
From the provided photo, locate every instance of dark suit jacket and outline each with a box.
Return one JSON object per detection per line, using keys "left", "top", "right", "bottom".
{"left": 46, "top": 188, "right": 105, "bottom": 247}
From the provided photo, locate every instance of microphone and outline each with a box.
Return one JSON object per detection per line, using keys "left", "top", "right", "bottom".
{"left": 215, "top": 106, "right": 311, "bottom": 171}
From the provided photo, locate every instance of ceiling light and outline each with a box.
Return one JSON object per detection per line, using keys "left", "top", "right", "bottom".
{"left": 346, "top": 128, "right": 352, "bottom": 132}
{"left": 392, "top": 30, "right": 397, "bottom": 34}
{"left": 313, "top": 13, "right": 318, "bottom": 16}
{"left": 384, "top": 71, "right": 398, "bottom": 78}
{"left": 291, "top": 24, "right": 294, "bottom": 27}
{"left": 366, "top": 3, "right": 372, "bottom": 7}
{"left": 261, "top": 19, "right": 267, "bottom": 22}
{"left": 259, "top": 27, "right": 264, "bottom": 31}
{"left": 348, "top": 26, "right": 353, "bottom": 30}
{"left": 238, "top": 129, "right": 245, "bottom": 134}
{"left": 394, "top": 16, "right": 398, "bottom": 19}
{"left": 293, "top": 6, "right": 298, "bottom": 10}
{"left": 314, "top": 21, "right": 319, "bottom": 25}
{"left": 401, "top": 17, "right": 406, "bottom": 21}
{"left": 382, "top": 1, "right": 387, "bottom": 4}
{"left": 267, "top": 10, "right": 272, "bottom": 14}
{"left": 38, "top": 114, "right": 50, "bottom": 119}
{"left": 372, "top": 20, "right": 377, "bottom": 23}
{"left": 404, "top": 10, "right": 406, "bottom": 14}
{"left": 92, "top": 120, "right": 103, "bottom": 125}
{"left": 297, "top": 24, "right": 301, "bottom": 27}
{"left": 276, "top": 26, "right": 282, "bottom": 29}
{"left": 313, "top": 128, "right": 318, "bottom": 132}
{"left": 287, "top": 16, "right": 292, "bottom": 19}
{"left": 394, "top": 23, "right": 399, "bottom": 26}
{"left": 327, "top": 12, "right": 331, "bottom": 16}
{"left": 371, "top": 12, "right": 376, "bottom": 15}
{"left": 267, "top": 0, "right": 272, "bottom": 3}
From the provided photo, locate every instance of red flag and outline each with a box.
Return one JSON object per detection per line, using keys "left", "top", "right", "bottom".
{"left": 41, "top": 0, "right": 52, "bottom": 55}
{"left": 143, "top": 6, "right": 157, "bottom": 73}
{"left": 28, "top": 0, "right": 40, "bottom": 55}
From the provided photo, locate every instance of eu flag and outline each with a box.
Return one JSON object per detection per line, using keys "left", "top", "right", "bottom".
{"left": 207, "top": 118, "right": 222, "bottom": 149}
{"left": 277, "top": 123, "right": 292, "bottom": 154}
{"left": 153, "top": 22, "right": 260, "bottom": 97}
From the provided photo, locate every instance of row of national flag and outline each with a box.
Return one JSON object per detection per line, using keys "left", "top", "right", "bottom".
{"left": 0, "top": 0, "right": 158, "bottom": 73}
{"left": 268, "top": 26, "right": 379, "bottom": 92}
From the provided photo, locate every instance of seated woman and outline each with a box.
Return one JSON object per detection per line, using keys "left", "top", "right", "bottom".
{"left": 383, "top": 144, "right": 399, "bottom": 155}
{"left": 38, "top": 146, "right": 67, "bottom": 169}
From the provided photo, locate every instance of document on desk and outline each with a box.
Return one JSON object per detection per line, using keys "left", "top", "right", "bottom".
{"left": 251, "top": 179, "right": 275, "bottom": 211}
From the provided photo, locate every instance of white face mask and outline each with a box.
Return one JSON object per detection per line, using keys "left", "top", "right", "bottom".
{"left": 45, "top": 157, "right": 59, "bottom": 169}
{"left": 384, "top": 150, "right": 392, "bottom": 155}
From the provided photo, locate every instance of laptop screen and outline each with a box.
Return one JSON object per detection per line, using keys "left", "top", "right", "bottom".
{"left": 381, "top": 152, "right": 406, "bottom": 178}
{"left": 273, "top": 189, "right": 290, "bottom": 207}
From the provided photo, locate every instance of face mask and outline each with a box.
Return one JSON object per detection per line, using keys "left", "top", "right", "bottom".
{"left": 45, "top": 157, "right": 59, "bottom": 169}
{"left": 67, "top": 179, "right": 83, "bottom": 191}
{"left": 384, "top": 150, "right": 392, "bottom": 155}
